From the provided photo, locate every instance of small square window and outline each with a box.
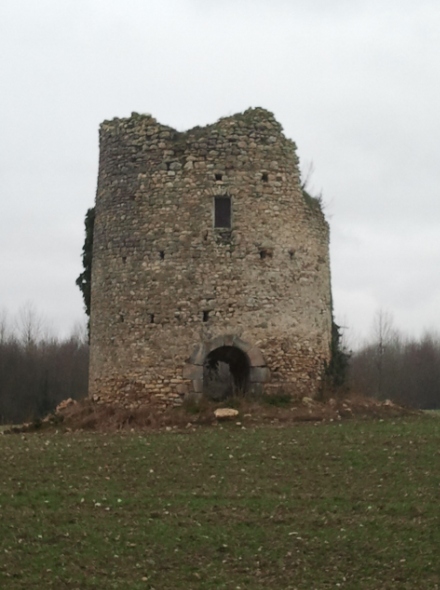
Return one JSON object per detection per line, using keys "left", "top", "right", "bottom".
{"left": 214, "top": 196, "right": 231, "bottom": 228}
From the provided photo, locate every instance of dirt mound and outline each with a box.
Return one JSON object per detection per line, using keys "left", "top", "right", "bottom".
{"left": 3, "top": 392, "right": 417, "bottom": 434}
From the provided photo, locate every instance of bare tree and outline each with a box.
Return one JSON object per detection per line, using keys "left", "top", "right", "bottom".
{"left": 0, "top": 306, "right": 89, "bottom": 424}
{"left": 15, "top": 302, "right": 44, "bottom": 349}
{"left": 349, "top": 311, "right": 440, "bottom": 409}
{"left": 0, "top": 309, "right": 10, "bottom": 345}
{"left": 371, "top": 310, "right": 399, "bottom": 398}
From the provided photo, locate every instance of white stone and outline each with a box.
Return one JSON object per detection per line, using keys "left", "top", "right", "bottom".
{"left": 214, "top": 408, "right": 239, "bottom": 420}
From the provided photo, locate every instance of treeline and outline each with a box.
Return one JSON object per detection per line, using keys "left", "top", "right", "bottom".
{"left": 1, "top": 305, "right": 438, "bottom": 424}
{"left": 347, "top": 312, "right": 440, "bottom": 409}
{"left": 0, "top": 306, "right": 88, "bottom": 424}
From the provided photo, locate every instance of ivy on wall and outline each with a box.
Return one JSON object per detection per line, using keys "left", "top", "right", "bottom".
{"left": 76, "top": 207, "right": 95, "bottom": 321}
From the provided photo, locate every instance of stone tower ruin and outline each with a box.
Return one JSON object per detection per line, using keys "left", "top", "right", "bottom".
{"left": 89, "top": 108, "right": 333, "bottom": 408}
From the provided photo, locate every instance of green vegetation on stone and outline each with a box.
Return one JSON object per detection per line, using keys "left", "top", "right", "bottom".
{"left": 76, "top": 207, "right": 95, "bottom": 320}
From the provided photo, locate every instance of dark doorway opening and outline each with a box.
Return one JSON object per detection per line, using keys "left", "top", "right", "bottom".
{"left": 203, "top": 346, "right": 250, "bottom": 401}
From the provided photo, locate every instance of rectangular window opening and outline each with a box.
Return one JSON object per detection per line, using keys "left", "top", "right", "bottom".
{"left": 214, "top": 196, "right": 231, "bottom": 228}
{"left": 203, "top": 310, "right": 210, "bottom": 322}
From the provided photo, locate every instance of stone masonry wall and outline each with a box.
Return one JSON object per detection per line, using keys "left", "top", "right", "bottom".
{"left": 89, "top": 108, "right": 333, "bottom": 409}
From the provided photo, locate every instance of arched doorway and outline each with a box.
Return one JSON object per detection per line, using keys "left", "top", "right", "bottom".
{"left": 184, "top": 335, "right": 270, "bottom": 398}
{"left": 203, "top": 345, "right": 250, "bottom": 401}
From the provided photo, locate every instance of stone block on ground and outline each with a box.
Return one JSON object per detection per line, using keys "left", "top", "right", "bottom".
{"left": 214, "top": 408, "right": 239, "bottom": 420}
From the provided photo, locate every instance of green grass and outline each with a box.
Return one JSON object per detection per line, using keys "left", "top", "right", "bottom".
{"left": 1, "top": 417, "right": 439, "bottom": 589}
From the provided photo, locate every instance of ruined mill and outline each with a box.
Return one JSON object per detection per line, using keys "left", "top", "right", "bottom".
{"left": 89, "top": 107, "right": 333, "bottom": 408}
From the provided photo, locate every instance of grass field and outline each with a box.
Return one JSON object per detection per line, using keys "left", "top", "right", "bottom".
{"left": 1, "top": 416, "right": 439, "bottom": 589}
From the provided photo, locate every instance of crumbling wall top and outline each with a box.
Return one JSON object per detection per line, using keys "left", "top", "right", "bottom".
{"left": 100, "top": 107, "right": 288, "bottom": 144}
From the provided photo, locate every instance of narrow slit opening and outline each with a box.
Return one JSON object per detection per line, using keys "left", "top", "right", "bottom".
{"left": 259, "top": 248, "right": 272, "bottom": 259}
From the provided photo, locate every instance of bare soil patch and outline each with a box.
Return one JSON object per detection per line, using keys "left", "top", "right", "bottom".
{"left": 5, "top": 392, "right": 417, "bottom": 434}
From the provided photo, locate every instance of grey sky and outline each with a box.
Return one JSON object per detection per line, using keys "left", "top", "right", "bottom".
{"left": 1, "top": 0, "right": 439, "bottom": 343}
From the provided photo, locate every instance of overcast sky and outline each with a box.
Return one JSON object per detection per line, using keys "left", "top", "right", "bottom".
{"left": 1, "top": 0, "right": 439, "bottom": 344}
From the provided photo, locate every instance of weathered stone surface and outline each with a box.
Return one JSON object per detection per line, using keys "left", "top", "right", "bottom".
{"left": 182, "top": 364, "right": 203, "bottom": 380}
{"left": 175, "top": 383, "right": 189, "bottom": 395}
{"left": 302, "top": 396, "right": 315, "bottom": 406}
{"left": 189, "top": 344, "right": 207, "bottom": 366}
{"left": 55, "top": 398, "right": 77, "bottom": 414}
{"left": 88, "top": 107, "right": 333, "bottom": 408}
{"left": 214, "top": 408, "right": 239, "bottom": 420}
{"left": 246, "top": 346, "right": 266, "bottom": 367}
{"left": 249, "top": 367, "right": 271, "bottom": 383}
{"left": 193, "top": 379, "right": 203, "bottom": 394}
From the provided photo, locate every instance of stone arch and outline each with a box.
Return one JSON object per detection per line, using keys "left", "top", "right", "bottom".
{"left": 203, "top": 345, "right": 250, "bottom": 400}
{"left": 183, "top": 334, "right": 270, "bottom": 397}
